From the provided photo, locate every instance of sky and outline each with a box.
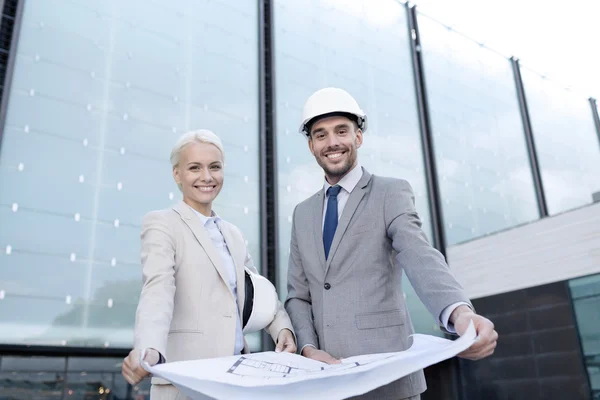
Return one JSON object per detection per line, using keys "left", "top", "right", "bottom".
{"left": 411, "top": 0, "right": 600, "bottom": 99}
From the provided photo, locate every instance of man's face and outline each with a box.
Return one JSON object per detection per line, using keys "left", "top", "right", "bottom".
{"left": 308, "top": 115, "right": 363, "bottom": 183}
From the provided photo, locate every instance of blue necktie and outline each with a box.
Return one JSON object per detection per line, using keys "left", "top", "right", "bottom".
{"left": 323, "top": 185, "right": 342, "bottom": 260}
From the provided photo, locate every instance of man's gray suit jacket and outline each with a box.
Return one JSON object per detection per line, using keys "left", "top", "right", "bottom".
{"left": 285, "top": 168, "right": 472, "bottom": 400}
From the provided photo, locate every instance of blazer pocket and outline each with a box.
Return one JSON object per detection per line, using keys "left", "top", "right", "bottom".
{"left": 347, "top": 223, "right": 379, "bottom": 237}
{"left": 169, "top": 329, "right": 203, "bottom": 334}
{"left": 355, "top": 309, "right": 405, "bottom": 330}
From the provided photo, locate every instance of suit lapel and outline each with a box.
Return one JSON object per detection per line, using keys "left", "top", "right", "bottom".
{"left": 172, "top": 202, "right": 233, "bottom": 299}
{"left": 325, "top": 170, "right": 372, "bottom": 274}
{"left": 310, "top": 191, "right": 327, "bottom": 267}
{"left": 220, "top": 222, "right": 246, "bottom": 315}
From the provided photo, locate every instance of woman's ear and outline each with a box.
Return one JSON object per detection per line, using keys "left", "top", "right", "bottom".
{"left": 172, "top": 166, "right": 180, "bottom": 185}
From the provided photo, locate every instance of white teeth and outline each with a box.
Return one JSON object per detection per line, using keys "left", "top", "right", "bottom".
{"left": 196, "top": 186, "right": 214, "bottom": 192}
{"left": 327, "top": 153, "right": 343, "bottom": 159}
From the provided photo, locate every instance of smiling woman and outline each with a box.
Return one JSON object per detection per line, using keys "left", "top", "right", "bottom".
{"left": 120, "top": 130, "right": 297, "bottom": 400}
{"left": 170, "top": 130, "right": 226, "bottom": 217}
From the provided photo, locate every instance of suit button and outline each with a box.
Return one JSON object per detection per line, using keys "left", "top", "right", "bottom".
{"left": 324, "top": 283, "right": 331, "bottom": 290}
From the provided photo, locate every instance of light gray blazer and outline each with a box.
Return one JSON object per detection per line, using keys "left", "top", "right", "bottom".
{"left": 285, "top": 168, "right": 472, "bottom": 400}
{"left": 135, "top": 202, "right": 294, "bottom": 386}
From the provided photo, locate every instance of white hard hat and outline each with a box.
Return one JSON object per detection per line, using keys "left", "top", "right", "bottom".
{"left": 299, "top": 87, "right": 368, "bottom": 136}
{"left": 242, "top": 268, "right": 279, "bottom": 334}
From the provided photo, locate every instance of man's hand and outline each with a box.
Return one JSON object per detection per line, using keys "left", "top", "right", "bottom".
{"left": 302, "top": 346, "right": 341, "bottom": 364}
{"left": 122, "top": 348, "right": 160, "bottom": 385}
{"left": 275, "top": 329, "right": 297, "bottom": 353}
{"left": 451, "top": 306, "right": 498, "bottom": 360}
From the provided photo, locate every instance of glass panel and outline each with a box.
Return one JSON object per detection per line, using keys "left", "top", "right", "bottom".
{"left": 0, "top": 355, "right": 133, "bottom": 399}
{"left": 0, "top": 0, "right": 260, "bottom": 350}
{"left": 417, "top": 13, "right": 540, "bottom": 245}
{"left": 64, "top": 372, "right": 115, "bottom": 399}
{"left": 521, "top": 68, "right": 600, "bottom": 215}
{"left": 64, "top": 357, "right": 126, "bottom": 399}
{"left": 1, "top": 356, "right": 66, "bottom": 372}
{"left": 0, "top": 370, "right": 65, "bottom": 399}
{"left": 273, "top": 0, "right": 439, "bottom": 335}
{"left": 131, "top": 377, "right": 152, "bottom": 400}
{"left": 569, "top": 274, "right": 600, "bottom": 398}
{"left": 0, "top": 355, "right": 140, "bottom": 399}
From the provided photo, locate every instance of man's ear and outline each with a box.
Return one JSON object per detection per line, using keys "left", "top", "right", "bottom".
{"left": 355, "top": 128, "right": 363, "bottom": 149}
{"left": 307, "top": 135, "right": 315, "bottom": 155}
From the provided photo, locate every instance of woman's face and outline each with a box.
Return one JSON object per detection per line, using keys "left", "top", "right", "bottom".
{"left": 173, "top": 141, "right": 224, "bottom": 215}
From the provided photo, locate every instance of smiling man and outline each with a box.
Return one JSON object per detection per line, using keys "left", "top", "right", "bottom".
{"left": 284, "top": 87, "right": 498, "bottom": 400}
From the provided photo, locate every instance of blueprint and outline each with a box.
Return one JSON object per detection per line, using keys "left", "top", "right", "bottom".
{"left": 224, "top": 351, "right": 398, "bottom": 379}
{"left": 142, "top": 321, "right": 477, "bottom": 400}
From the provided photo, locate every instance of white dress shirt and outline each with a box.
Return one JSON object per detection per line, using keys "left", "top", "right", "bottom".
{"left": 318, "top": 164, "right": 468, "bottom": 338}
{"left": 193, "top": 209, "right": 245, "bottom": 355}
{"left": 321, "top": 161, "right": 364, "bottom": 228}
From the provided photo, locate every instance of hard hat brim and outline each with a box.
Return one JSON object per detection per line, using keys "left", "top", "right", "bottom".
{"left": 242, "top": 268, "right": 278, "bottom": 334}
{"left": 300, "top": 112, "right": 368, "bottom": 136}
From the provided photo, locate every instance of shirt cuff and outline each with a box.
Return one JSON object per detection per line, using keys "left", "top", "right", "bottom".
{"left": 440, "top": 302, "right": 472, "bottom": 333}
{"left": 300, "top": 344, "right": 317, "bottom": 355}
{"left": 157, "top": 351, "right": 166, "bottom": 364}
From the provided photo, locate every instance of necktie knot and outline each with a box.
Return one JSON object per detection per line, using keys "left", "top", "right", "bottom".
{"left": 327, "top": 185, "right": 342, "bottom": 198}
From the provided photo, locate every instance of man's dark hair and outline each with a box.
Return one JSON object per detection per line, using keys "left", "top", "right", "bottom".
{"left": 306, "top": 112, "right": 359, "bottom": 136}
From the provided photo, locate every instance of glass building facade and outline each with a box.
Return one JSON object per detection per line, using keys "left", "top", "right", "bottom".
{"left": 0, "top": 0, "right": 261, "bottom": 350}
{"left": 418, "top": 13, "right": 540, "bottom": 246}
{"left": 0, "top": 0, "right": 599, "bottom": 399}
{"left": 520, "top": 67, "right": 600, "bottom": 216}
{"left": 273, "top": 0, "right": 437, "bottom": 335}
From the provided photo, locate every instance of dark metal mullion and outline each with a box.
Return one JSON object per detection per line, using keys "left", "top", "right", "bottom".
{"left": 0, "top": 1, "right": 6, "bottom": 22}
{"left": 405, "top": 4, "right": 447, "bottom": 256}
{"left": 0, "top": 0, "right": 24, "bottom": 152}
{"left": 257, "top": 0, "right": 269, "bottom": 353}
{"left": 258, "top": 0, "right": 278, "bottom": 352}
{"left": 407, "top": 6, "right": 465, "bottom": 400}
{"left": 62, "top": 357, "right": 69, "bottom": 400}
{"left": 510, "top": 57, "right": 549, "bottom": 218}
{"left": 0, "top": 343, "right": 129, "bottom": 357}
{"left": 264, "top": 1, "right": 278, "bottom": 289}
{"left": 110, "top": 371, "right": 116, "bottom": 400}
{"left": 589, "top": 98, "right": 600, "bottom": 148}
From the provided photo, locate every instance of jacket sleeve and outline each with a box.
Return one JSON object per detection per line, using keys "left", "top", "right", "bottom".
{"left": 284, "top": 206, "right": 319, "bottom": 351}
{"left": 133, "top": 211, "right": 176, "bottom": 359}
{"left": 384, "top": 179, "right": 473, "bottom": 326}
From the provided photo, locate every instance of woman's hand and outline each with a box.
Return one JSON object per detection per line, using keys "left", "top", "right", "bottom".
{"left": 275, "top": 329, "right": 297, "bottom": 353}
{"left": 122, "top": 348, "right": 160, "bottom": 385}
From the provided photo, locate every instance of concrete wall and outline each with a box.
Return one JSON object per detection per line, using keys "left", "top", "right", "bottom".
{"left": 447, "top": 203, "right": 600, "bottom": 299}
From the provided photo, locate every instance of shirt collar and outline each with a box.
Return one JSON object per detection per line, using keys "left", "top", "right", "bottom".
{"left": 323, "top": 163, "right": 363, "bottom": 195}
{"left": 191, "top": 207, "right": 220, "bottom": 227}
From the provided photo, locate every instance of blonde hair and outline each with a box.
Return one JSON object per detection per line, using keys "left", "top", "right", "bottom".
{"left": 170, "top": 129, "right": 225, "bottom": 167}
